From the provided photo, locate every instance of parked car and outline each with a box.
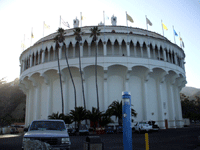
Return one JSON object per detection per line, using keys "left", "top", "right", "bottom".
{"left": 148, "top": 121, "right": 159, "bottom": 131}
{"left": 134, "top": 122, "right": 152, "bottom": 133}
{"left": 10, "top": 127, "right": 19, "bottom": 134}
{"left": 105, "top": 125, "right": 115, "bottom": 134}
{"left": 78, "top": 124, "right": 89, "bottom": 135}
{"left": 22, "top": 120, "right": 71, "bottom": 150}
{"left": 115, "top": 125, "right": 123, "bottom": 133}
{"left": 68, "top": 127, "right": 76, "bottom": 136}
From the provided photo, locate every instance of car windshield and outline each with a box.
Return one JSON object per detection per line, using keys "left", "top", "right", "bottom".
{"left": 139, "top": 122, "right": 147, "bottom": 124}
{"left": 30, "top": 121, "right": 66, "bottom": 131}
{"left": 79, "top": 125, "right": 87, "bottom": 130}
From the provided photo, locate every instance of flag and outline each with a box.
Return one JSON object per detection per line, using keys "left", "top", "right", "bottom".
{"left": 162, "top": 23, "right": 168, "bottom": 30}
{"left": 127, "top": 13, "right": 134, "bottom": 23}
{"left": 182, "top": 41, "right": 184, "bottom": 48}
{"left": 179, "top": 37, "right": 182, "bottom": 41}
{"left": 31, "top": 32, "right": 34, "bottom": 38}
{"left": 21, "top": 43, "right": 25, "bottom": 48}
{"left": 146, "top": 17, "right": 152, "bottom": 26}
{"left": 105, "top": 16, "right": 109, "bottom": 20}
{"left": 81, "top": 16, "right": 86, "bottom": 20}
{"left": 61, "top": 18, "right": 70, "bottom": 28}
{"left": 44, "top": 23, "right": 50, "bottom": 29}
{"left": 174, "top": 29, "right": 178, "bottom": 36}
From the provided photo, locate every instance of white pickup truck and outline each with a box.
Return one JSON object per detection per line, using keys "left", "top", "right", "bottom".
{"left": 22, "top": 119, "right": 71, "bottom": 150}
{"left": 134, "top": 122, "right": 153, "bottom": 133}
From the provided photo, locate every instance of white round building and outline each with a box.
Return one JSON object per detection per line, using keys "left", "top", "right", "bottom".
{"left": 19, "top": 17, "right": 186, "bottom": 129}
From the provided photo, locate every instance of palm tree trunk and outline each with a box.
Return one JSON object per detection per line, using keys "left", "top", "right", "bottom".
{"left": 78, "top": 42, "right": 87, "bottom": 125}
{"left": 64, "top": 46, "right": 77, "bottom": 129}
{"left": 57, "top": 46, "right": 64, "bottom": 114}
{"left": 95, "top": 41, "right": 100, "bottom": 127}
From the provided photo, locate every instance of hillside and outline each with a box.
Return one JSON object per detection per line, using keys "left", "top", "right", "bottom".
{"left": 181, "top": 86, "right": 200, "bottom": 100}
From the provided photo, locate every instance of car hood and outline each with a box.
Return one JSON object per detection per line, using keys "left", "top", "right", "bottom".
{"left": 24, "top": 130, "right": 69, "bottom": 138}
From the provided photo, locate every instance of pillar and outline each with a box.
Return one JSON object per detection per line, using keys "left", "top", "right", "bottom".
{"left": 104, "top": 69, "right": 108, "bottom": 111}
{"left": 126, "top": 42, "right": 130, "bottom": 56}
{"left": 134, "top": 45, "right": 137, "bottom": 57}
{"left": 103, "top": 42, "right": 107, "bottom": 56}
{"left": 42, "top": 50, "right": 45, "bottom": 63}
{"left": 140, "top": 45, "right": 143, "bottom": 58}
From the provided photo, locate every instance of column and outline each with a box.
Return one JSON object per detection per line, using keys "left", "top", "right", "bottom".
{"left": 140, "top": 45, "right": 143, "bottom": 58}
{"left": 30, "top": 56, "right": 32, "bottom": 67}
{"left": 42, "top": 50, "right": 45, "bottom": 63}
{"left": 88, "top": 44, "right": 91, "bottom": 56}
{"left": 153, "top": 47, "right": 156, "bottom": 59}
{"left": 73, "top": 44, "right": 75, "bottom": 58}
{"left": 22, "top": 60, "right": 25, "bottom": 71}
{"left": 167, "top": 51, "right": 170, "bottom": 62}
{"left": 126, "top": 42, "right": 130, "bottom": 56}
{"left": 103, "top": 42, "right": 107, "bottom": 56}
{"left": 171, "top": 52, "right": 173, "bottom": 63}
{"left": 38, "top": 52, "right": 40, "bottom": 64}
{"left": 111, "top": 42, "right": 114, "bottom": 56}
{"left": 119, "top": 44, "right": 122, "bottom": 56}
{"left": 147, "top": 45, "right": 151, "bottom": 58}
{"left": 48, "top": 50, "right": 50, "bottom": 61}
{"left": 104, "top": 69, "right": 108, "bottom": 111}
{"left": 53, "top": 50, "right": 56, "bottom": 60}
{"left": 175, "top": 53, "right": 178, "bottom": 65}
{"left": 163, "top": 49, "right": 167, "bottom": 61}
{"left": 34, "top": 53, "right": 36, "bottom": 65}
{"left": 80, "top": 42, "right": 83, "bottom": 57}
{"left": 170, "top": 83, "right": 176, "bottom": 128}
{"left": 158, "top": 50, "right": 160, "bottom": 60}
{"left": 126, "top": 70, "right": 131, "bottom": 91}
{"left": 134, "top": 45, "right": 137, "bottom": 57}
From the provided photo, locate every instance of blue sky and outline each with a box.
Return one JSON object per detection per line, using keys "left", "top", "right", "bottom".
{"left": 0, "top": 0, "right": 199, "bottom": 88}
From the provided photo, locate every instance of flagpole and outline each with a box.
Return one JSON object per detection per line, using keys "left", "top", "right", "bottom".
{"left": 60, "top": 15, "right": 61, "bottom": 28}
{"left": 161, "top": 20, "right": 164, "bottom": 36}
{"left": 179, "top": 32, "right": 181, "bottom": 48}
{"left": 31, "top": 27, "right": 33, "bottom": 46}
{"left": 103, "top": 11, "right": 105, "bottom": 42}
{"left": 43, "top": 21, "right": 45, "bottom": 37}
{"left": 24, "top": 34, "right": 25, "bottom": 51}
{"left": 80, "top": 12, "right": 82, "bottom": 27}
{"left": 126, "top": 11, "right": 129, "bottom": 43}
{"left": 173, "top": 26, "right": 176, "bottom": 44}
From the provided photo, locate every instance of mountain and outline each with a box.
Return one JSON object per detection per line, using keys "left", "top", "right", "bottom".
{"left": 180, "top": 86, "right": 200, "bottom": 100}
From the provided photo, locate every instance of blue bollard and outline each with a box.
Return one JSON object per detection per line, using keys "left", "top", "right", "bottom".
{"left": 122, "top": 91, "right": 132, "bottom": 150}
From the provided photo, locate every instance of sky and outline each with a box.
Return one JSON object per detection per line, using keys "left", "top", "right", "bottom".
{"left": 0, "top": 0, "right": 200, "bottom": 88}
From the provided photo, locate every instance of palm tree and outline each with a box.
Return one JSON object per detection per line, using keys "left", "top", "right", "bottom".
{"left": 73, "top": 28, "right": 86, "bottom": 124}
{"left": 87, "top": 107, "right": 102, "bottom": 130}
{"left": 69, "top": 106, "right": 88, "bottom": 129}
{"left": 99, "top": 110, "right": 114, "bottom": 127}
{"left": 54, "top": 28, "right": 65, "bottom": 114}
{"left": 107, "top": 100, "right": 137, "bottom": 126}
{"left": 90, "top": 26, "right": 101, "bottom": 126}
{"left": 48, "top": 112, "right": 64, "bottom": 120}
{"left": 64, "top": 38, "right": 77, "bottom": 118}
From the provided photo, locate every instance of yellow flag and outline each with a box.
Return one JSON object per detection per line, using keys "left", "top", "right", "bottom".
{"left": 81, "top": 16, "right": 86, "bottom": 20}
{"left": 162, "top": 23, "right": 168, "bottom": 30}
{"left": 127, "top": 13, "right": 134, "bottom": 23}
{"left": 44, "top": 23, "right": 50, "bottom": 29}
{"left": 31, "top": 32, "right": 34, "bottom": 38}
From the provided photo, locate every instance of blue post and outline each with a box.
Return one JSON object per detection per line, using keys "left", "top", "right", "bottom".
{"left": 122, "top": 91, "right": 132, "bottom": 150}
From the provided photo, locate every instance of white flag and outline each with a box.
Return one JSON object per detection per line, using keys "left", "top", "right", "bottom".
{"left": 146, "top": 17, "right": 152, "bottom": 26}
{"left": 61, "top": 18, "right": 70, "bottom": 28}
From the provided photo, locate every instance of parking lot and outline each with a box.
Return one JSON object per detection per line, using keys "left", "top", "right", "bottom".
{"left": 0, "top": 125, "right": 200, "bottom": 150}
{"left": 70, "top": 126, "right": 200, "bottom": 150}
